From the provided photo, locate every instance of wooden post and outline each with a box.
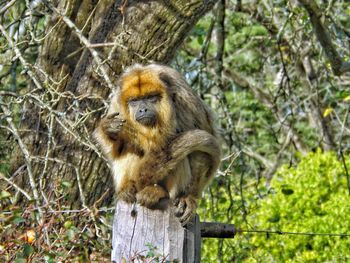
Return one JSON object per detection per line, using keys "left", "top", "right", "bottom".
{"left": 111, "top": 201, "right": 201, "bottom": 262}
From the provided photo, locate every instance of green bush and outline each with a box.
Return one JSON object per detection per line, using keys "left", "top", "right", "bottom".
{"left": 249, "top": 150, "right": 350, "bottom": 262}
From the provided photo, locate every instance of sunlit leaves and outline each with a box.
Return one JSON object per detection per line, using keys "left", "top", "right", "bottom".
{"left": 249, "top": 151, "right": 350, "bottom": 261}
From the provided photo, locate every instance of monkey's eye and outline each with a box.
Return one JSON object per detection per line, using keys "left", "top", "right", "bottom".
{"left": 128, "top": 99, "right": 139, "bottom": 106}
{"left": 147, "top": 95, "right": 160, "bottom": 103}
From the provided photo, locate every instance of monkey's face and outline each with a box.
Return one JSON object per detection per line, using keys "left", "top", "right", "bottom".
{"left": 127, "top": 94, "right": 161, "bottom": 127}
{"left": 119, "top": 68, "right": 175, "bottom": 135}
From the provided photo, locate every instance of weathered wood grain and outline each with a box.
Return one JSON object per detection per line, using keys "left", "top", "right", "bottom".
{"left": 112, "top": 201, "right": 201, "bottom": 262}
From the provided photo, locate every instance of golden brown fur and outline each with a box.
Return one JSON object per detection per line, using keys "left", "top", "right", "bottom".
{"left": 95, "top": 64, "right": 221, "bottom": 224}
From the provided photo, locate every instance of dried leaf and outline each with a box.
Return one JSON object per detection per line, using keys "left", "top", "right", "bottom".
{"left": 323, "top": 107, "right": 333, "bottom": 117}
{"left": 19, "top": 229, "right": 36, "bottom": 244}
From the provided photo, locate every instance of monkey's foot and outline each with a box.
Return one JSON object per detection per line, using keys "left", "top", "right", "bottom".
{"left": 136, "top": 185, "right": 170, "bottom": 210}
{"left": 117, "top": 183, "right": 137, "bottom": 203}
{"left": 173, "top": 195, "right": 197, "bottom": 226}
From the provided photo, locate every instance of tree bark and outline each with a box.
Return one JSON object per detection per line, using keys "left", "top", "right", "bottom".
{"left": 12, "top": 0, "right": 216, "bottom": 207}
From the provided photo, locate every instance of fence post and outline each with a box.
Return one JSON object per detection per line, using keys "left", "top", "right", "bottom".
{"left": 111, "top": 201, "right": 201, "bottom": 262}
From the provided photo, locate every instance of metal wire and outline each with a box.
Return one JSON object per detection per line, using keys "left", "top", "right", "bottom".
{"left": 238, "top": 229, "right": 350, "bottom": 237}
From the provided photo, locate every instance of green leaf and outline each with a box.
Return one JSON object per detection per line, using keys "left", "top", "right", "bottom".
{"left": 66, "top": 229, "right": 75, "bottom": 241}
{"left": 64, "top": 220, "right": 73, "bottom": 229}
{"left": 197, "top": 35, "right": 204, "bottom": 45}
{"left": 268, "top": 214, "right": 280, "bottom": 223}
{"left": 0, "top": 190, "right": 11, "bottom": 199}
{"left": 23, "top": 244, "right": 34, "bottom": 257}
{"left": 44, "top": 255, "right": 55, "bottom": 263}
{"left": 12, "top": 216, "right": 26, "bottom": 224}
{"left": 61, "top": 181, "right": 72, "bottom": 188}
{"left": 14, "top": 258, "right": 26, "bottom": 263}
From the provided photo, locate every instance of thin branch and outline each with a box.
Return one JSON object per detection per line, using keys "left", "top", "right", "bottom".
{"left": 214, "top": 0, "right": 225, "bottom": 88}
{"left": 0, "top": 172, "right": 32, "bottom": 200}
{"left": 265, "top": 130, "right": 292, "bottom": 185}
{"left": 242, "top": 146, "right": 274, "bottom": 169}
{"left": 339, "top": 150, "right": 350, "bottom": 196}
{"left": 225, "top": 68, "right": 307, "bottom": 154}
{"left": 42, "top": 0, "right": 114, "bottom": 90}
{"left": 0, "top": 0, "right": 17, "bottom": 15}
{"left": 0, "top": 101, "right": 44, "bottom": 224}
{"left": 0, "top": 23, "right": 44, "bottom": 91}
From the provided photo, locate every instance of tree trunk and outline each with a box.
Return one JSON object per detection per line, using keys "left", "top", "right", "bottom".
{"left": 12, "top": 0, "right": 216, "bottom": 207}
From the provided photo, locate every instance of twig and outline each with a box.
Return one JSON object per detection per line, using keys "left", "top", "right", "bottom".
{"left": 0, "top": 172, "right": 32, "bottom": 200}
{"left": 39, "top": 115, "right": 54, "bottom": 207}
{"left": 243, "top": 146, "right": 274, "bottom": 168}
{"left": 74, "top": 167, "right": 87, "bottom": 207}
{"left": 42, "top": 0, "right": 114, "bottom": 90}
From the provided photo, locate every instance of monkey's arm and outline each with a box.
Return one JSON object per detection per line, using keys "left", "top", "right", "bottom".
{"left": 136, "top": 129, "right": 221, "bottom": 224}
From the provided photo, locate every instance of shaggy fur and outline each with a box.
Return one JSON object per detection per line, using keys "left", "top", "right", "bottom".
{"left": 94, "top": 64, "right": 221, "bottom": 225}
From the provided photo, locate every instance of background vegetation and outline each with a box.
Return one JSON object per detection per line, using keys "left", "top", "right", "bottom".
{"left": 1, "top": 0, "right": 350, "bottom": 262}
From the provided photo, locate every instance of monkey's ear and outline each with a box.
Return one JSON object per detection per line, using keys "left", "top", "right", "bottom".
{"left": 159, "top": 72, "right": 173, "bottom": 88}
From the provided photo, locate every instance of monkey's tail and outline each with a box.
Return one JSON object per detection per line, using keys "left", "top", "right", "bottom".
{"left": 161, "top": 129, "right": 221, "bottom": 177}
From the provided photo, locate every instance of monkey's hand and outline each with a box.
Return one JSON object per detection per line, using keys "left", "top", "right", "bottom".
{"left": 136, "top": 185, "right": 169, "bottom": 210}
{"left": 174, "top": 195, "right": 197, "bottom": 226}
{"left": 101, "top": 113, "right": 136, "bottom": 140}
{"left": 100, "top": 113, "right": 125, "bottom": 140}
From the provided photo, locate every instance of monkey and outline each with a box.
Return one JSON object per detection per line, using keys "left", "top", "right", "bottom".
{"left": 94, "top": 64, "right": 221, "bottom": 225}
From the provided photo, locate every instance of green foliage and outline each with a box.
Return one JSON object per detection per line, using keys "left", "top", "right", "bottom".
{"left": 199, "top": 151, "right": 350, "bottom": 262}
{"left": 248, "top": 151, "right": 350, "bottom": 262}
{"left": 226, "top": 13, "right": 270, "bottom": 72}
{"left": 225, "top": 90, "right": 277, "bottom": 157}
